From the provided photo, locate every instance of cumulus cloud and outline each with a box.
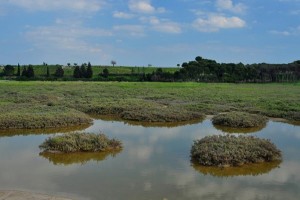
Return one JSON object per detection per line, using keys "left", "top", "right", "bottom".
{"left": 193, "top": 15, "right": 246, "bottom": 32}
{"left": 216, "top": 0, "right": 246, "bottom": 14}
{"left": 128, "top": 0, "right": 165, "bottom": 14}
{"left": 8, "top": 0, "right": 103, "bottom": 12}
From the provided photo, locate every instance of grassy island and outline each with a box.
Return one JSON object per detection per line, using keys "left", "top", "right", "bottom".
{"left": 212, "top": 112, "right": 268, "bottom": 128}
{"left": 191, "top": 135, "right": 282, "bottom": 167}
{"left": 39, "top": 132, "right": 122, "bottom": 153}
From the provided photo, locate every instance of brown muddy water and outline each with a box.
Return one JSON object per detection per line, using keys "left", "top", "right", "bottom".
{"left": 0, "top": 119, "right": 299, "bottom": 200}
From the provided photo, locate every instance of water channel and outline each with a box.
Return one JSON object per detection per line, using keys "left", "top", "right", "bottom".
{"left": 0, "top": 118, "right": 299, "bottom": 200}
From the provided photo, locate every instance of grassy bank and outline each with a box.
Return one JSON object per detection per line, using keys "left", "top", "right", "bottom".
{"left": 0, "top": 81, "right": 299, "bottom": 129}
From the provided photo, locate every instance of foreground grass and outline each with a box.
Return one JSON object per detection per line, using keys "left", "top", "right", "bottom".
{"left": 191, "top": 135, "right": 282, "bottom": 167}
{"left": 0, "top": 81, "right": 299, "bottom": 129}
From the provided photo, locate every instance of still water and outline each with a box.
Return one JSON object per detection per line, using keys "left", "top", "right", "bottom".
{"left": 0, "top": 119, "right": 299, "bottom": 200}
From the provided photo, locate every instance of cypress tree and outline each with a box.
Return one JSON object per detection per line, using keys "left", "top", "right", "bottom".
{"left": 73, "top": 66, "right": 81, "bottom": 78}
{"left": 80, "top": 64, "right": 87, "bottom": 78}
{"left": 21, "top": 66, "right": 27, "bottom": 77}
{"left": 17, "top": 63, "right": 21, "bottom": 76}
{"left": 46, "top": 65, "right": 50, "bottom": 77}
{"left": 86, "top": 62, "right": 93, "bottom": 78}
{"left": 54, "top": 65, "right": 64, "bottom": 77}
{"left": 26, "top": 65, "right": 34, "bottom": 78}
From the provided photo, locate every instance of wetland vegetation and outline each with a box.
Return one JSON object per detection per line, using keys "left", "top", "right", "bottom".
{"left": 212, "top": 111, "right": 268, "bottom": 128}
{"left": 0, "top": 81, "right": 299, "bottom": 130}
{"left": 191, "top": 135, "right": 282, "bottom": 167}
{"left": 39, "top": 132, "right": 122, "bottom": 153}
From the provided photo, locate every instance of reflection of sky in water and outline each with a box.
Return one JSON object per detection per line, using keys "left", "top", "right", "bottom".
{"left": 0, "top": 119, "right": 299, "bottom": 200}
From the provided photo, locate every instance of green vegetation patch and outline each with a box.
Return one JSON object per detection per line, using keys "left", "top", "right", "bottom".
{"left": 191, "top": 135, "right": 282, "bottom": 167}
{"left": 212, "top": 111, "right": 268, "bottom": 128}
{"left": 39, "top": 132, "right": 122, "bottom": 153}
{"left": 0, "top": 104, "right": 92, "bottom": 129}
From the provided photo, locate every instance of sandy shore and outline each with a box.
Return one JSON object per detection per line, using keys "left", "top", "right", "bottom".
{"left": 0, "top": 190, "right": 72, "bottom": 200}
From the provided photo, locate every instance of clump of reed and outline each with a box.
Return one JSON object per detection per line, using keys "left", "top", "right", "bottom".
{"left": 39, "top": 132, "right": 122, "bottom": 153}
{"left": 191, "top": 135, "right": 281, "bottom": 167}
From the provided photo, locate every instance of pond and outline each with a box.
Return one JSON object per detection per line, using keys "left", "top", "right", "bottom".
{"left": 0, "top": 118, "right": 299, "bottom": 200}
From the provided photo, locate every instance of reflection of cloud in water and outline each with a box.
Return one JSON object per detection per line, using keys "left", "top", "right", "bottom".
{"left": 192, "top": 160, "right": 281, "bottom": 177}
{"left": 128, "top": 145, "right": 154, "bottom": 162}
{"left": 39, "top": 150, "right": 122, "bottom": 166}
{"left": 213, "top": 124, "right": 266, "bottom": 134}
{"left": 0, "top": 124, "right": 91, "bottom": 138}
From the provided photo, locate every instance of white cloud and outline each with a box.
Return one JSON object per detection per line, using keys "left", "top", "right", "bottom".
{"left": 128, "top": 0, "right": 165, "bottom": 14}
{"left": 113, "top": 25, "right": 145, "bottom": 36}
{"left": 270, "top": 26, "right": 300, "bottom": 36}
{"left": 143, "top": 16, "right": 182, "bottom": 34}
{"left": 216, "top": 0, "right": 246, "bottom": 14}
{"left": 270, "top": 30, "right": 291, "bottom": 36}
{"left": 193, "top": 15, "right": 246, "bottom": 32}
{"left": 26, "top": 20, "right": 112, "bottom": 53}
{"left": 8, "top": 0, "right": 103, "bottom": 12}
{"left": 113, "top": 11, "right": 134, "bottom": 19}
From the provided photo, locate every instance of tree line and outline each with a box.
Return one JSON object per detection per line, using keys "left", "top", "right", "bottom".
{"left": 141, "top": 56, "right": 300, "bottom": 83}
{"left": 1, "top": 57, "right": 299, "bottom": 82}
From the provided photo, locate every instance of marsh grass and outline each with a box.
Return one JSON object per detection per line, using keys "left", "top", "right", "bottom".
{"left": 0, "top": 82, "right": 299, "bottom": 128}
{"left": 212, "top": 112, "right": 268, "bottom": 128}
{"left": 39, "top": 132, "right": 122, "bottom": 153}
{"left": 191, "top": 135, "right": 282, "bottom": 167}
{"left": 0, "top": 104, "right": 92, "bottom": 129}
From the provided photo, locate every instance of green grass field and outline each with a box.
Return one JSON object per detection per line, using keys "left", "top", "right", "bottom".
{"left": 0, "top": 81, "right": 299, "bottom": 129}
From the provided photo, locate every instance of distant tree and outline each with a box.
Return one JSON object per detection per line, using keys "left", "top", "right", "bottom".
{"left": 26, "top": 65, "right": 35, "bottom": 78}
{"left": 111, "top": 60, "right": 116, "bottom": 67}
{"left": 67, "top": 63, "right": 71, "bottom": 67}
{"left": 177, "top": 64, "right": 180, "bottom": 68}
{"left": 102, "top": 68, "right": 109, "bottom": 78}
{"left": 86, "top": 62, "right": 93, "bottom": 78}
{"left": 73, "top": 66, "right": 81, "bottom": 78}
{"left": 54, "top": 65, "right": 64, "bottom": 77}
{"left": 21, "top": 66, "right": 27, "bottom": 77}
{"left": 3, "top": 65, "right": 15, "bottom": 76}
{"left": 16, "top": 63, "right": 21, "bottom": 76}
{"left": 80, "top": 64, "right": 87, "bottom": 78}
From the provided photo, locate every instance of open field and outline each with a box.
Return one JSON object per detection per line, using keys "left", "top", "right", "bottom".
{"left": 0, "top": 81, "right": 299, "bottom": 129}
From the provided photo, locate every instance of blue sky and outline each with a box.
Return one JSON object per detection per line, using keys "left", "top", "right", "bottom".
{"left": 0, "top": 0, "right": 299, "bottom": 67}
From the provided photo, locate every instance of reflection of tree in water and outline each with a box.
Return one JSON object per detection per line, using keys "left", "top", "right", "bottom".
{"left": 40, "top": 150, "right": 122, "bottom": 166}
{"left": 0, "top": 124, "right": 90, "bottom": 138}
{"left": 91, "top": 114, "right": 204, "bottom": 128}
{"left": 192, "top": 160, "right": 281, "bottom": 177}
{"left": 213, "top": 124, "right": 266, "bottom": 134}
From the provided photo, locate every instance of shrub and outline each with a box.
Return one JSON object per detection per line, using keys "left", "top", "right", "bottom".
{"left": 39, "top": 132, "right": 123, "bottom": 153}
{"left": 212, "top": 111, "right": 267, "bottom": 128}
{"left": 191, "top": 135, "right": 282, "bottom": 167}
